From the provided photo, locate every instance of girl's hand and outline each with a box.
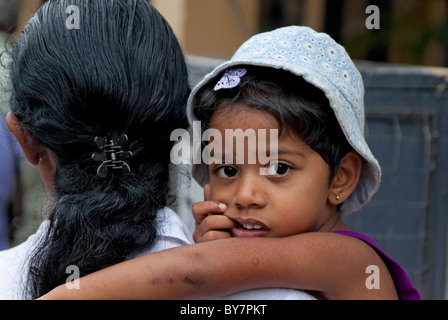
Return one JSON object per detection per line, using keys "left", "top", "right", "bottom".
{"left": 192, "top": 184, "right": 235, "bottom": 243}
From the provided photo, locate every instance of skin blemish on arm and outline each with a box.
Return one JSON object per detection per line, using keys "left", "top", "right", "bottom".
{"left": 193, "top": 252, "right": 203, "bottom": 261}
{"left": 148, "top": 277, "right": 176, "bottom": 287}
{"left": 183, "top": 276, "right": 206, "bottom": 288}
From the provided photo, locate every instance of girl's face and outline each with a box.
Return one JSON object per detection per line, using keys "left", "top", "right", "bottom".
{"left": 208, "top": 104, "right": 341, "bottom": 238}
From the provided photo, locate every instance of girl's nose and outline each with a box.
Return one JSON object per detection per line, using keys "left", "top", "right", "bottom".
{"left": 234, "top": 174, "right": 267, "bottom": 209}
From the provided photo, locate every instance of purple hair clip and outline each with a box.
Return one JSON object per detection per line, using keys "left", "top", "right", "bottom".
{"left": 214, "top": 68, "right": 247, "bottom": 91}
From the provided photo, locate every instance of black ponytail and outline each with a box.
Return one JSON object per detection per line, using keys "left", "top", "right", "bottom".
{"left": 9, "top": 0, "right": 189, "bottom": 298}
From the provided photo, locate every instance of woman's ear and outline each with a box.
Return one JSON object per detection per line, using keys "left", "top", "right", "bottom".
{"left": 6, "top": 112, "right": 43, "bottom": 166}
{"left": 328, "top": 151, "right": 362, "bottom": 206}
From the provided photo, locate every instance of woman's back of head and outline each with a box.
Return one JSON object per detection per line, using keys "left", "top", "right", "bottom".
{"left": 11, "top": 0, "right": 189, "bottom": 167}
{"left": 9, "top": 0, "right": 189, "bottom": 298}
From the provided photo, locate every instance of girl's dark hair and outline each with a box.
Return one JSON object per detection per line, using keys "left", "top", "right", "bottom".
{"left": 193, "top": 66, "right": 352, "bottom": 181}
{"left": 9, "top": 0, "right": 189, "bottom": 299}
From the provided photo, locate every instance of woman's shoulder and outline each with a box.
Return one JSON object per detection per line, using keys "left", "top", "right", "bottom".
{"left": 157, "top": 207, "right": 194, "bottom": 244}
{"left": 130, "top": 207, "right": 194, "bottom": 259}
{"left": 0, "top": 220, "right": 49, "bottom": 300}
{"left": 0, "top": 220, "right": 49, "bottom": 260}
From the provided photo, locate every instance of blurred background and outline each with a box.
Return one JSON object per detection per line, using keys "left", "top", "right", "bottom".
{"left": 153, "top": 0, "right": 448, "bottom": 67}
{"left": 0, "top": 0, "right": 447, "bottom": 299}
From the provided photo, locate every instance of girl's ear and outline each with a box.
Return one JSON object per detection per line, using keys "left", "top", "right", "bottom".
{"left": 328, "top": 151, "right": 362, "bottom": 206}
{"left": 6, "top": 112, "right": 43, "bottom": 166}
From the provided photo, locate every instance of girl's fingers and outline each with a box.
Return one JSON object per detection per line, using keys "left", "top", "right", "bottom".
{"left": 192, "top": 184, "right": 232, "bottom": 243}
{"left": 192, "top": 201, "right": 227, "bottom": 224}
{"left": 198, "top": 230, "right": 233, "bottom": 243}
{"left": 203, "top": 184, "right": 211, "bottom": 201}
{"left": 193, "top": 214, "right": 235, "bottom": 243}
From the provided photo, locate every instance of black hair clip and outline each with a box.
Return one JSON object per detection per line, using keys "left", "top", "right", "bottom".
{"left": 91, "top": 134, "right": 133, "bottom": 178}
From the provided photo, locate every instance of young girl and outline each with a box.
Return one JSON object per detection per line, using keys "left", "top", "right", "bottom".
{"left": 40, "top": 26, "right": 420, "bottom": 300}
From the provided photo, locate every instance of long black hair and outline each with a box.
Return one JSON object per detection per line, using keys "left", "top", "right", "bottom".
{"left": 9, "top": 0, "right": 189, "bottom": 298}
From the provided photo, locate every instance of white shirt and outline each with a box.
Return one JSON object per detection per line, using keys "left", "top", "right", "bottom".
{"left": 0, "top": 207, "right": 192, "bottom": 299}
{"left": 0, "top": 207, "right": 314, "bottom": 300}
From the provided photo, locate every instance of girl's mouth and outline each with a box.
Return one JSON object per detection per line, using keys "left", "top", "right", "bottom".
{"left": 231, "top": 218, "right": 270, "bottom": 237}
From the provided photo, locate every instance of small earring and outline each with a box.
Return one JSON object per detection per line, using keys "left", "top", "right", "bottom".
{"left": 336, "top": 195, "right": 340, "bottom": 201}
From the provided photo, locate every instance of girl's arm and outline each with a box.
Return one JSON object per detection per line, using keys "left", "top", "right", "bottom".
{"left": 39, "top": 232, "right": 398, "bottom": 300}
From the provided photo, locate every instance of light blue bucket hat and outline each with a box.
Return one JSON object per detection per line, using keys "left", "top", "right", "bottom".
{"left": 187, "top": 26, "right": 381, "bottom": 215}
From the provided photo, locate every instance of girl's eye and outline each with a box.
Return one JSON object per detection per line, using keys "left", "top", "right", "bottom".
{"left": 216, "top": 166, "right": 239, "bottom": 178}
{"left": 265, "top": 162, "right": 290, "bottom": 176}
